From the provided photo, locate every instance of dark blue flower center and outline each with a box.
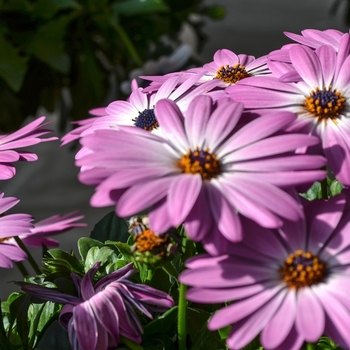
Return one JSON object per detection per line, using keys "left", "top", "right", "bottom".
{"left": 305, "top": 86, "right": 345, "bottom": 122}
{"left": 281, "top": 250, "right": 326, "bottom": 288}
{"left": 133, "top": 109, "right": 158, "bottom": 131}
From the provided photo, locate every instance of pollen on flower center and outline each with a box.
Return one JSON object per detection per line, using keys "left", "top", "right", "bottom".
{"left": 215, "top": 64, "right": 250, "bottom": 84}
{"left": 281, "top": 250, "right": 326, "bottom": 288}
{"left": 177, "top": 147, "right": 221, "bottom": 180}
{"left": 304, "top": 86, "right": 345, "bottom": 122}
{"left": 133, "top": 108, "right": 159, "bottom": 131}
{"left": 134, "top": 229, "right": 168, "bottom": 253}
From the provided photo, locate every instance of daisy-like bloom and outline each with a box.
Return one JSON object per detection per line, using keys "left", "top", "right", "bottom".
{"left": 62, "top": 74, "right": 224, "bottom": 155}
{"left": 22, "top": 262, "right": 174, "bottom": 350}
{"left": 141, "top": 49, "right": 270, "bottom": 92}
{"left": 267, "top": 29, "right": 349, "bottom": 82}
{"left": 180, "top": 193, "right": 350, "bottom": 350}
{"left": 77, "top": 96, "right": 326, "bottom": 249}
{"left": 228, "top": 37, "right": 350, "bottom": 186}
{"left": 0, "top": 116, "right": 57, "bottom": 180}
{"left": 0, "top": 192, "right": 33, "bottom": 268}
{"left": 20, "top": 211, "right": 87, "bottom": 248}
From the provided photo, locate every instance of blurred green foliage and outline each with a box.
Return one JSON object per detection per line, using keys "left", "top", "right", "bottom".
{"left": 0, "top": 0, "right": 225, "bottom": 131}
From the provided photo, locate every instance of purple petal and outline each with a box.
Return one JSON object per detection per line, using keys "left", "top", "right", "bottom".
{"left": 168, "top": 174, "right": 201, "bottom": 226}
{"left": 295, "top": 287, "right": 324, "bottom": 342}
{"left": 117, "top": 176, "right": 176, "bottom": 217}
{"left": 289, "top": 45, "right": 322, "bottom": 87}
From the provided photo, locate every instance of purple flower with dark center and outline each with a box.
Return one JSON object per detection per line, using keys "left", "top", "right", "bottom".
{"left": 228, "top": 36, "right": 350, "bottom": 185}
{"left": 0, "top": 117, "right": 57, "bottom": 180}
{"left": 77, "top": 95, "right": 326, "bottom": 252}
{"left": 22, "top": 262, "right": 174, "bottom": 350}
{"left": 180, "top": 193, "right": 350, "bottom": 350}
{"left": 0, "top": 192, "right": 33, "bottom": 268}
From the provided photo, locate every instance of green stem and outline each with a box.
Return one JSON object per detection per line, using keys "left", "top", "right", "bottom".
{"left": 14, "top": 236, "right": 41, "bottom": 275}
{"left": 178, "top": 282, "right": 187, "bottom": 350}
{"left": 321, "top": 177, "right": 328, "bottom": 199}
{"left": 115, "top": 24, "right": 143, "bottom": 66}
{"left": 15, "top": 261, "right": 29, "bottom": 277}
{"left": 120, "top": 336, "right": 144, "bottom": 350}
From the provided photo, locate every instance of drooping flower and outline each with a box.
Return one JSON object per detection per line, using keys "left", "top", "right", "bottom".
{"left": 21, "top": 211, "right": 87, "bottom": 248}
{"left": 22, "top": 262, "right": 174, "bottom": 350}
{"left": 0, "top": 192, "right": 33, "bottom": 268}
{"left": 77, "top": 96, "right": 326, "bottom": 251}
{"left": 228, "top": 37, "right": 350, "bottom": 185}
{"left": 0, "top": 116, "right": 57, "bottom": 180}
{"left": 180, "top": 193, "right": 350, "bottom": 350}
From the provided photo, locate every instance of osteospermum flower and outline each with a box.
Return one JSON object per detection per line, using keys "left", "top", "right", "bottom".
{"left": 267, "top": 29, "right": 349, "bottom": 82}
{"left": 0, "top": 116, "right": 57, "bottom": 179}
{"left": 22, "top": 262, "right": 174, "bottom": 350}
{"left": 21, "top": 211, "right": 87, "bottom": 248}
{"left": 228, "top": 37, "right": 350, "bottom": 185}
{"left": 0, "top": 192, "right": 33, "bottom": 268}
{"left": 77, "top": 96, "right": 326, "bottom": 251}
{"left": 142, "top": 49, "right": 270, "bottom": 90}
{"left": 180, "top": 193, "right": 350, "bottom": 350}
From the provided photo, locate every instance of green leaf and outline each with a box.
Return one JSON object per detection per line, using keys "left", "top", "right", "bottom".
{"left": 143, "top": 306, "right": 178, "bottom": 337}
{"left": 23, "top": 15, "right": 75, "bottom": 73}
{"left": 0, "top": 29, "right": 27, "bottom": 91}
{"left": 84, "top": 246, "right": 118, "bottom": 272}
{"left": 90, "top": 211, "right": 130, "bottom": 243}
{"left": 112, "top": 0, "right": 169, "bottom": 17}
{"left": 187, "top": 308, "right": 226, "bottom": 350}
{"left": 300, "top": 181, "right": 322, "bottom": 200}
{"left": 35, "top": 320, "right": 70, "bottom": 350}
{"left": 32, "top": 0, "right": 81, "bottom": 19}
{"left": 330, "top": 180, "right": 343, "bottom": 197}
{"left": 77, "top": 237, "right": 104, "bottom": 261}
{"left": 46, "top": 249, "right": 82, "bottom": 273}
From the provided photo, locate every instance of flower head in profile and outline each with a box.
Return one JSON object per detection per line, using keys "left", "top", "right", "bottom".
{"left": 22, "top": 262, "right": 174, "bottom": 350}
{"left": 229, "top": 36, "right": 350, "bottom": 185}
{"left": 77, "top": 96, "right": 326, "bottom": 252}
{"left": 20, "top": 211, "right": 87, "bottom": 248}
{"left": 180, "top": 194, "right": 350, "bottom": 350}
{"left": 0, "top": 192, "right": 33, "bottom": 268}
{"left": 0, "top": 116, "right": 57, "bottom": 180}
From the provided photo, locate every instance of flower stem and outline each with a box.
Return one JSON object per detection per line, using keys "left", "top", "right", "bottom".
{"left": 178, "top": 237, "right": 194, "bottom": 350}
{"left": 321, "top": 177, "right": 328, "bottom": 199}
{"left": 13, "top": 236, "right": 41, "bottom": 275}
{"left": 15, "top": 261, "right": 29, "bottom": 277}
{"left": 178, "top": 281, "right": 188, "bottom": 350}
{"left": 114, "top": 24, "right": 143, "bottom": 66}
{"left": 120, "top": 336, "right": 144, "bottom": 350}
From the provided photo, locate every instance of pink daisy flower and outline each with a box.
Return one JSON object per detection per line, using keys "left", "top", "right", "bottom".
{"left": 20, "top": 211, "right": 87, "bottom": 248}
{"left": 77, "top": 96, "right": 326, "bottom": 250}
{"left": 0, "top": 116, "right": 57, "bottom": 180}
{"left": 267, "top": 30, "right": 349, "bottom": 82}
{"left": 0, "top": 192, "right": 33, "bottom": 268}
{"left": 228, "top": 38, "right": 350, "bottom": 185}
{"left": 22, "top": 262, "right": 174, "bottom": 350}
{"left": 180, "top": 193, "right": 350, "bottom": 350}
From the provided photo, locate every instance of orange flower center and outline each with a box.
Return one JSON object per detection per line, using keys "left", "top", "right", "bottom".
{"left": 215, "top": 64, "right": 250, "bottom": 84}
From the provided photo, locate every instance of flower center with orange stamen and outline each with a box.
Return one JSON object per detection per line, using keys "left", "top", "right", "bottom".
{"left": 177, "top": 147, "right": 221, "bottom": 180}
{"left": 304, "top": 86, "right": 345, "bottom": 122}
{"left": 133, "top": 108, "right": 159, "bottom": 131}
{"left": 134, "top": 229, "right": 168, "bottom": 253}
{"left": 281, "top": 250, "right": 326, "bottom": 288}
{"left": 215, "top": 64, "right": 250, "bottom": 84}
